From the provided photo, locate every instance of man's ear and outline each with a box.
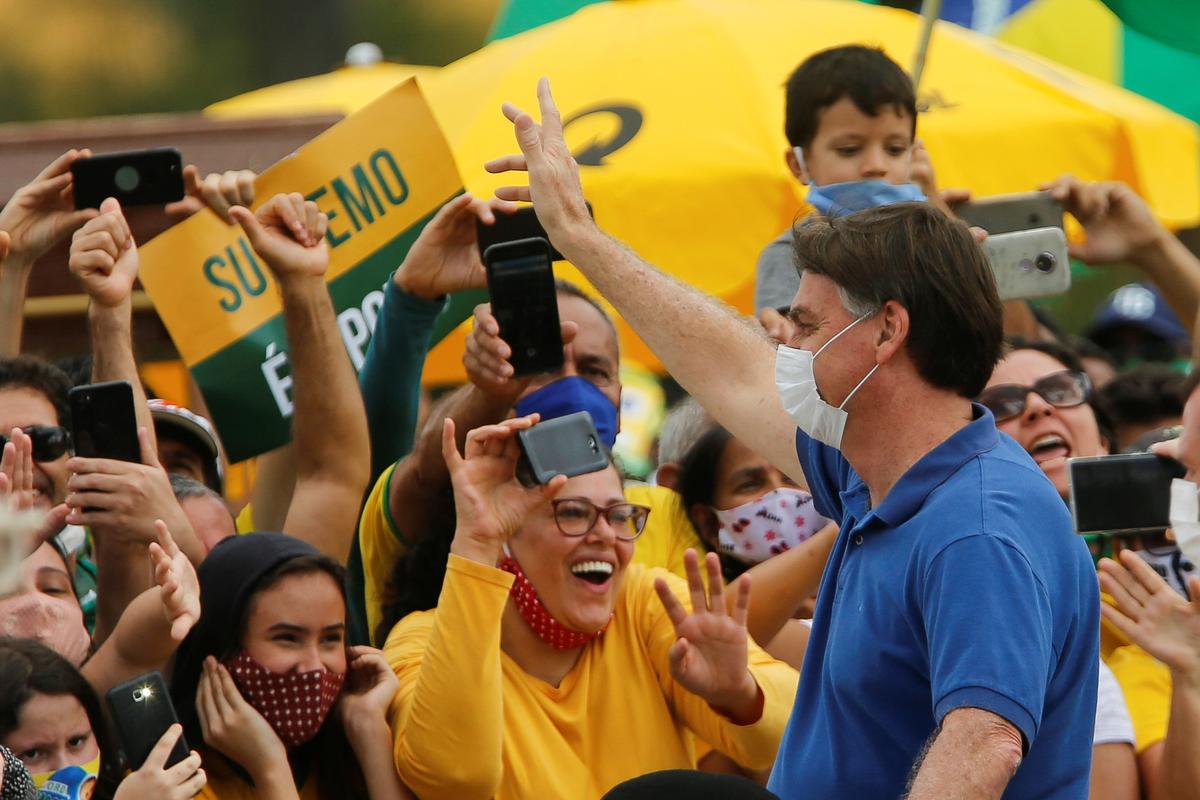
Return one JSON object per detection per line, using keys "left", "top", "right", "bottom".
{"left": 875, "top": 300, "right": 910, "bottom": 365}
{"left": 656, "top": 463, "right": 680, "bottom": 491}
{"left": 785, "top": 147, "right": 809, "bottom": 185}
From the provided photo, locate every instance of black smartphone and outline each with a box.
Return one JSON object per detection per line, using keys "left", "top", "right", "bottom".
{"left": 1069, "top": 453, "right": 1186, "bottom": 535}
{"left": 105, "top": 671, "right": 189, "bottom": 770}
{"left": 956, "top": 191, "right": 1064, "bottom": 234}
{"left": 69, "top": 381, "right": 140, "bottom": 462}
{"left": 476, "top": 202, "right": 593, "bottom": 262}
{"left": 517, "top": 411, "right": 610, "bottom": 486}
{"left": 71, "top": 147, "right": 185, "bottom": 210}
{"left": 484, "top": 237, "right": 564, "bottom": 377}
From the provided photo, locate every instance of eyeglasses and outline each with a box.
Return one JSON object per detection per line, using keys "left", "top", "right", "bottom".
{"left": 551, "top": 498, "right": 651, "bottom": 541}
{"left": 978, "top": 370, "right": 1092, "bottom": 423}
{"left": 0, "top": 426, "right": 73, "bottom": 462}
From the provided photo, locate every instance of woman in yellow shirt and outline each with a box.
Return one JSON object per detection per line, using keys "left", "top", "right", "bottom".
{"left": 384, "top": 416, "right": 798, "bottom": 800}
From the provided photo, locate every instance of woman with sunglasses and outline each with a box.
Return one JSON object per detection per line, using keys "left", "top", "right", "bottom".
{"left": 980, "top": 338, "right": 1138, "bottom": 800}
{"left": 382, "top": 415, "right": 796, "bottom": 800}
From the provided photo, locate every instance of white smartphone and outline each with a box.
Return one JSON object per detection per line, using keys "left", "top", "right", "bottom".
{"left": 982, "top": 227, "right": 1071, "bottom": 301}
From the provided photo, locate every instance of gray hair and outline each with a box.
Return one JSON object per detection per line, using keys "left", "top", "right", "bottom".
{"left": 169, "top": 473, "right": 222, "bottom": 503}
{"left": 657, "top": 396, "right": 714, "bottom": 467}
{"left": 836, "top": 284, "right": 882, "bottom": 320}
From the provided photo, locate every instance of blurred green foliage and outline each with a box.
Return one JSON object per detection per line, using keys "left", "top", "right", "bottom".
{"left": 0, "top": 0, "right": 498, "bottom": 122}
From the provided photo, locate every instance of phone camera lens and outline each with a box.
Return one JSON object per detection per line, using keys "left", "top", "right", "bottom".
{"left": 587, "top": 436, "right": 598, "bottom": 453}
{"left": 114, "top": 165, "right": 141, "bottom": 194}
{"left": 1034, "top": 252, "right": 1057, "bottom": 273}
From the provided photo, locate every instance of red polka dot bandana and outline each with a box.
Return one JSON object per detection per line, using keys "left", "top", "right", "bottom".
{"left": 223, "top": 651, "right": 346, "bottom": 747}
{"left": 498, "top": 555, "right": 610, "bottom": 651}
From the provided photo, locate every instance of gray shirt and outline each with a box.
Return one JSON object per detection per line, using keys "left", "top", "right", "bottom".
{"left": 754, "top": 227, "right": 799, "bottom": 313}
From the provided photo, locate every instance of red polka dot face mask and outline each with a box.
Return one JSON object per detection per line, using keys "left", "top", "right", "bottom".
{"left": 223, "top": 651, "right": 346, "bottom": 747}
{"left": 498, "top": 553, "right": 611, "bottom": 651}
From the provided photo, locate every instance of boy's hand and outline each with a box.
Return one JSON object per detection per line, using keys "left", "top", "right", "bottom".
{"left": 68, "top": 197, "right": 139, "bottom": 308}
{"left": 230, "top": 193, "right": 329, "bottom": 281}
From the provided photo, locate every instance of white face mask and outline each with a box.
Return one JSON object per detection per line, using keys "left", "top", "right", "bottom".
{"left": 714, "top": 487, "right": 830, "bottom": 565}
{"left": 1168, "top": 478, "right": 1200, "bottom": 576}
{"left": 775, "top": 315, "right": 879, "bottom": 450}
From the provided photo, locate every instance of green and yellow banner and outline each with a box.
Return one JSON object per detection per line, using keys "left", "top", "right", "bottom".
{"left": 139, "top": 79, "right": 463, "bottom": 462}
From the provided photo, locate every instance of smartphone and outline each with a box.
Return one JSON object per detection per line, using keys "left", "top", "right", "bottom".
{"left": 105, "top": 671, "right": 189, "bottom": 770}
{"left": 956, "top": 191, "right": 1064, "bottom": 234}
{"left": 484, "top": 237, "right": 564, "bottom": 377}
{"left": 983, "top": 227, "right": 1071, "bottom": 301}
{"left": 1069, "top": 453, "right": 1186, "bottom": 535}
{"left": 476, "top": 202, "right": 593, "bottom": 262}
{"left": 71, "top": 147, "right": 185, "bottom": 210}
{"left": 69, "top": 381, "right": 140, "bottom": 462}
{"left": 517, "top": 411, "right": 610, "bottom": 486}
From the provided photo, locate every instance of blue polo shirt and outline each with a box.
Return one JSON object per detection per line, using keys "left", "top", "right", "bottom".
{"left": 768, "top": 405, "right": 1098, "bottom": 799}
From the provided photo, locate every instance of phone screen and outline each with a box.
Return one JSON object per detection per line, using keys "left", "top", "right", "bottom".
{"left": 486, "top": 242, "right": 563, "bottom": 376}
{"left": 1069, "top": 454, "right": 1185, "bottom": 534}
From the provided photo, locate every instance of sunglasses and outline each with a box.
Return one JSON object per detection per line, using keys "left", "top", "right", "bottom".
{"left": 978, "top": 370, "right": 1092, "bottom": 423}
{"left": 0, "top": 425, "right": 73, "bottom": 462}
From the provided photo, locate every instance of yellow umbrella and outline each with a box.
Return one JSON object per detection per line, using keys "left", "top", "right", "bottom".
{"left": 210, "top": 0, "right": 1200, "bottom": 384}
{"left": 206, "top": 62, "right": 436, "bottom": 118}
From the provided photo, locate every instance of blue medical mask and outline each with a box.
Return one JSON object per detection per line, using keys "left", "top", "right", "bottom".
{"left": 515, "top": 376, "right": 618, "bottom": 448}
{"left": 806, "top": 180, "right": 927, "bottom": 218}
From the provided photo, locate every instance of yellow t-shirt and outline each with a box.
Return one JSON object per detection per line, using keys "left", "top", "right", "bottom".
{"left": 234, "top": 504, "right": 255, "bottom": 535}
{"left": 1105, "top": 643, "right": 1171, "bottom": 753}
{"left": 358, "top": 472, "right": 705, "bottom": 644}
{"left": 383, "top": 556, "right": 797, "bottom": 800}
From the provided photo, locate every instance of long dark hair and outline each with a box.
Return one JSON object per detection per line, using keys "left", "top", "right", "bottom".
{"left": 375, "top": 489, "right": 457, "bottom": 646}
{"left": 0, "top": 637, "right": 122, "bottom": 799}
{"left": 170, "top": 533, "right": 365, "bottom": 797}
{"left": 676, "top": 425, "right": 751, "bottom": 582}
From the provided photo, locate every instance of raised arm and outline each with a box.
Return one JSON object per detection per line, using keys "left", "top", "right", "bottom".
{"left": 0, "top": 149, "right": 97, "bottom": 356}
{"left": 1046, "top": 175, "right": 1200, "bottom": 330}
{"left": 485, "top": 79, "right": 803, "bottom": 481}
{"left": 230, "top": 195, "right": 369, "bottom": 561}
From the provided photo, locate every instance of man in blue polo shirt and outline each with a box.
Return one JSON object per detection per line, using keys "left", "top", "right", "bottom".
{"left": 487, "top": 79, "right": 1098, "bottom": 797}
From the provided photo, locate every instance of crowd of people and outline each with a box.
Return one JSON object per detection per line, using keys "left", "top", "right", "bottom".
{"left": 1, "top": 42, "right": 1199, "bottom": 799}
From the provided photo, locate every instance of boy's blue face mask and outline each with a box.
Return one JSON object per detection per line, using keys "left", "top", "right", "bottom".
{"left": 806, "top": 179, "right": 927, "bottom": 217}
{"left": 515, "top": 376, "right": 618, "bottom": 448}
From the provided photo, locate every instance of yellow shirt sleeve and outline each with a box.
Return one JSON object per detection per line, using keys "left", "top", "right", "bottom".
{"left": 626, "top": 484, "right": 705, "bottom": 582}
{"left": 360, "top": 463, "right": 410, "bottom": 644}
{"left": 635, "top": 567, "right": 798, "bottom": 771}
{"left": 234, "top": 504, "right": 255, "bottom": 535}
{"left": 1105, "top": 643, "right": 1171, "bottom": 753}
{"left": 384, "top": 554, "right": 512, "bottom": 800}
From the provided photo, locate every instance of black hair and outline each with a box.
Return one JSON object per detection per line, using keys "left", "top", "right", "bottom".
{"left": 0, "top": 637, "right": 122, "bottom": 799}
{"left": 375, "top": 492, "right": 457, "bottom": 646}
{"left": 0, "top": 356, "right": 72, "bottom": 429}
{"left": 784, "top": 45, "right": 917, "bottom": 149}
{"left": 676, "top": 424, "right": 750, "bottom": 583}
{"left": 1097, "top": 364, "right": 1185, "bottom": 448}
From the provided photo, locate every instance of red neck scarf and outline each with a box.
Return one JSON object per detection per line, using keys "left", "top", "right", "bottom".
{"left": 498, "top": 554, "right": 610, "bottom": 651}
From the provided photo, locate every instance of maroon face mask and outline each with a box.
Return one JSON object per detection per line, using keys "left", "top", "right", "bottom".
{"left": 223, "top": 651, "right": 345, "bottom": 747}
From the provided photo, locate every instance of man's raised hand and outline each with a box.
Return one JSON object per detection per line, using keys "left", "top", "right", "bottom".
{"left": 68, "top": 197, "right": 139, "bottom": 308}
{"left": 485, "top": 78, "right": 595, "bottom": 246}
{"left": 230, "top": 193, "right": 329, "bottom": 280}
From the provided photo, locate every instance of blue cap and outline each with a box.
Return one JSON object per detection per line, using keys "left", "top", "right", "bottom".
{"left": 1085, "top": 282, "right": 1189, "bottom": 344}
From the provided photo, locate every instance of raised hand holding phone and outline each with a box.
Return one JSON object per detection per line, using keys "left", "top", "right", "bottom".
{"left": 394, "top": 193, "right": 518, "bottom": 300}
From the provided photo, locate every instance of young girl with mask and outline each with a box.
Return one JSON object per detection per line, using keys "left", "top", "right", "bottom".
{"left": 677, "top": 425, "right": 837, "bottom": 670}
{"left": 169, "top": 532, "right": 412, "bottom": 800}
{"left": 0, "top": 637, "right": 205, "bottom": 799}
{"left": 382, "top": 415, "right": 797, "bottom": 800}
